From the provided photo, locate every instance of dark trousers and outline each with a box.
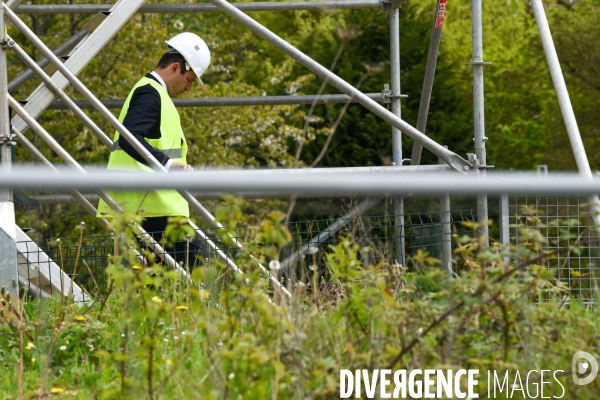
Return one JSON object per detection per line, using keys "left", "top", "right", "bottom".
{"left": 141, "top": 216, "right": 209, "bottom": 269}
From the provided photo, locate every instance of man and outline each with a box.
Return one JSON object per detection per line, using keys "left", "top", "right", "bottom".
{"left": 97, "top": 32, "right": 211, "bottom": 266}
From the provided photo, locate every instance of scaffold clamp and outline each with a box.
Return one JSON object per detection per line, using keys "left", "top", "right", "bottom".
{"left": 381, "top": 84, "right": 405, "bottom": 103}
{"left": 0, "top": 132, "right": 17, "bottom": 146}
{"left": 0, "top": 37, "right": 15, "bottom": 49}
{"left": 380, "top": 0, "right": 410, "bottom": 9}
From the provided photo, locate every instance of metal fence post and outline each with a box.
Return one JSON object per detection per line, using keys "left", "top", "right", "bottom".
{"left": 499, "top": 194, "right": 509, "bottom": 247}
{"left": 390, "top": 3, "right": 405, "bottom": 266}
{"left": 0, "top": 4, "right": 19, "bottom": 296}
{"left": 469, "top": 0, "right": 490, "bottom": 247}
{"left": 439, "top": 147, "right": 452, "bottom": 274}
{"left": 499, "top": 193, "right": 510, "bottom": 265}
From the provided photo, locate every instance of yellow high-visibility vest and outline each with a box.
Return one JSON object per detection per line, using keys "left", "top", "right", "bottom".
{"left": 97, "top": 77, "right": 189, "bottom": 218}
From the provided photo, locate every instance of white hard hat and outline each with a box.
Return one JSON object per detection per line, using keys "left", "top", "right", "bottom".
{"left": 165, "top": 32, "right": 211, "bottom": 84}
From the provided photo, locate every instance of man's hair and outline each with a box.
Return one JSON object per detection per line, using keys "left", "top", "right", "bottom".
{"left": 156, "top": 51, "right": 187, "bottom": 75}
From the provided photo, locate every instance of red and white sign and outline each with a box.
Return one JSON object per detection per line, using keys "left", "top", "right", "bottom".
{"left": 435, "top": 0, "right": 448, "bottom": 29}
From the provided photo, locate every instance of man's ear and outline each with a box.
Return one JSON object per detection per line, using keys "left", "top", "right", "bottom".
{"left": 170, "top": 62, "right": 180, "bottom": 75}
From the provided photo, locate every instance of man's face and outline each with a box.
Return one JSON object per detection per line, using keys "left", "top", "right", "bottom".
{"left": 165, "top": 64, "right": 198, "bottom": 98}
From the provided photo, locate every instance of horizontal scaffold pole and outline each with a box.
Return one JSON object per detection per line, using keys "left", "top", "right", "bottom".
{"left": 15, "top": 1, "right": 381, "bottom": 14}
{"left": 46, "top": 93, "right": 387, "bottom": 110}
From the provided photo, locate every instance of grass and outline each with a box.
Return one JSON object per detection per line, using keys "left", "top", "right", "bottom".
{"left": 2, "top": 206, "right": 600, "bottom": 399}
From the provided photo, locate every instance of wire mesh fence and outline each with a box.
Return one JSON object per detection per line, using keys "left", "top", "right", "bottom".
{"left": 281, "top": 210, "right": 475, "bottom": 278}
{"left": 16, "top": 198, "right": 600, "bottom": 303}
{"left": 16, "top": 234, "right": 113, "bottom": 302}
{"left": 510, "top": 195, "right": 600, "bottom": 302}
{"left": 16, "top": 210, "right": 475, "bottom": 297}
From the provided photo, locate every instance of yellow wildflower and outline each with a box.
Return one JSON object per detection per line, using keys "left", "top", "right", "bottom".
{"left": 75, "top": 316, "right": 85, "bottom": 322}
{"left": 132, "top": 265, "right": 143, "bottom": 271}
{"left": 151, "top": 296, "right": 162, "bottom": 305}
{"left": 26, "top": 342, "right": 35, "bottom": 350}
{"left": 199, "top": 289, "right": 210, "bottom": 301}
{"left": 175, "top": 305, "right": 188, "bottom": 311}
{"left": 31, "top": 357, "right": 36, "bottom": 363}
{"left": 50, "top": 387, "right": 64, "bottom": 394}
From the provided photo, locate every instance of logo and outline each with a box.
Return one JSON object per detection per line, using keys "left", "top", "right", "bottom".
{"left": 339, "top": 352, "right": 597, "bottom": 398}
{"left": 194, "top": 45, "right": 200, "bottom": 51}
{"left": 572, "top": 351, "right": 598, "bottom": 385}
{"left": 340, "top": 369, "right": 479, "bottom": 399}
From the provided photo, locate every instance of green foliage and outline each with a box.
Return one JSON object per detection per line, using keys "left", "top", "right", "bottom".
{"left": 2, "top": 208, "right": 600, "bottom": 398}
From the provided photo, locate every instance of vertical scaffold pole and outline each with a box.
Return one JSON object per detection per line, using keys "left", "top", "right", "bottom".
{"left": 530, "top": 0, "right": 600, "bottom": 232}
{"left": 470, "top": 0, "right": 489, "bottom": 247}
{"left": 390, "top": 3, "right": 405, "bottom": 267}
{"left": 0, "top": 4, "right": 19, "bottom": 296}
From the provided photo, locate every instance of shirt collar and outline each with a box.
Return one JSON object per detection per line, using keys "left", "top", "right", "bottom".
{"left": 149, "top": 71, "right": 168, "bottom": 91}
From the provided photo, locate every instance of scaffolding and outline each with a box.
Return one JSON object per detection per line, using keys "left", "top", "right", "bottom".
{"left": 0, "top": 0, "right": 598, "bottom": 300}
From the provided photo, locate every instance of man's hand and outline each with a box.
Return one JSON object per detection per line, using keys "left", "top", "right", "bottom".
{"left": 169, "top": 161, "right": 194, "bottom": 172}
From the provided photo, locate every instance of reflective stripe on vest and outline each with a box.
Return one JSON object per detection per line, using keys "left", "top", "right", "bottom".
{"left": 96, "top": 76, "right": 190, "bottom": 218}
{"left": 111, "top": 141, "right": 183, "bottom": 159}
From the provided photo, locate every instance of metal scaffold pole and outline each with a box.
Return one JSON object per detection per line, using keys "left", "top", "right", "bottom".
{"left": 530, "top": 0, "right": 600, "bottom": 232}
{"left": 470, "top": 0, "right": 489, "bottom": 246}
{"left": 0, "top": 4, "right": 19, "bottom": 296}
{"left": 14, "top": 1, "right": 382, "bottom": 15}
{"left": 389, "top": 3, "right": 405, "bottom": 266}
{"left": 410, "top": 0, "right": 445, "bottom": 166}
